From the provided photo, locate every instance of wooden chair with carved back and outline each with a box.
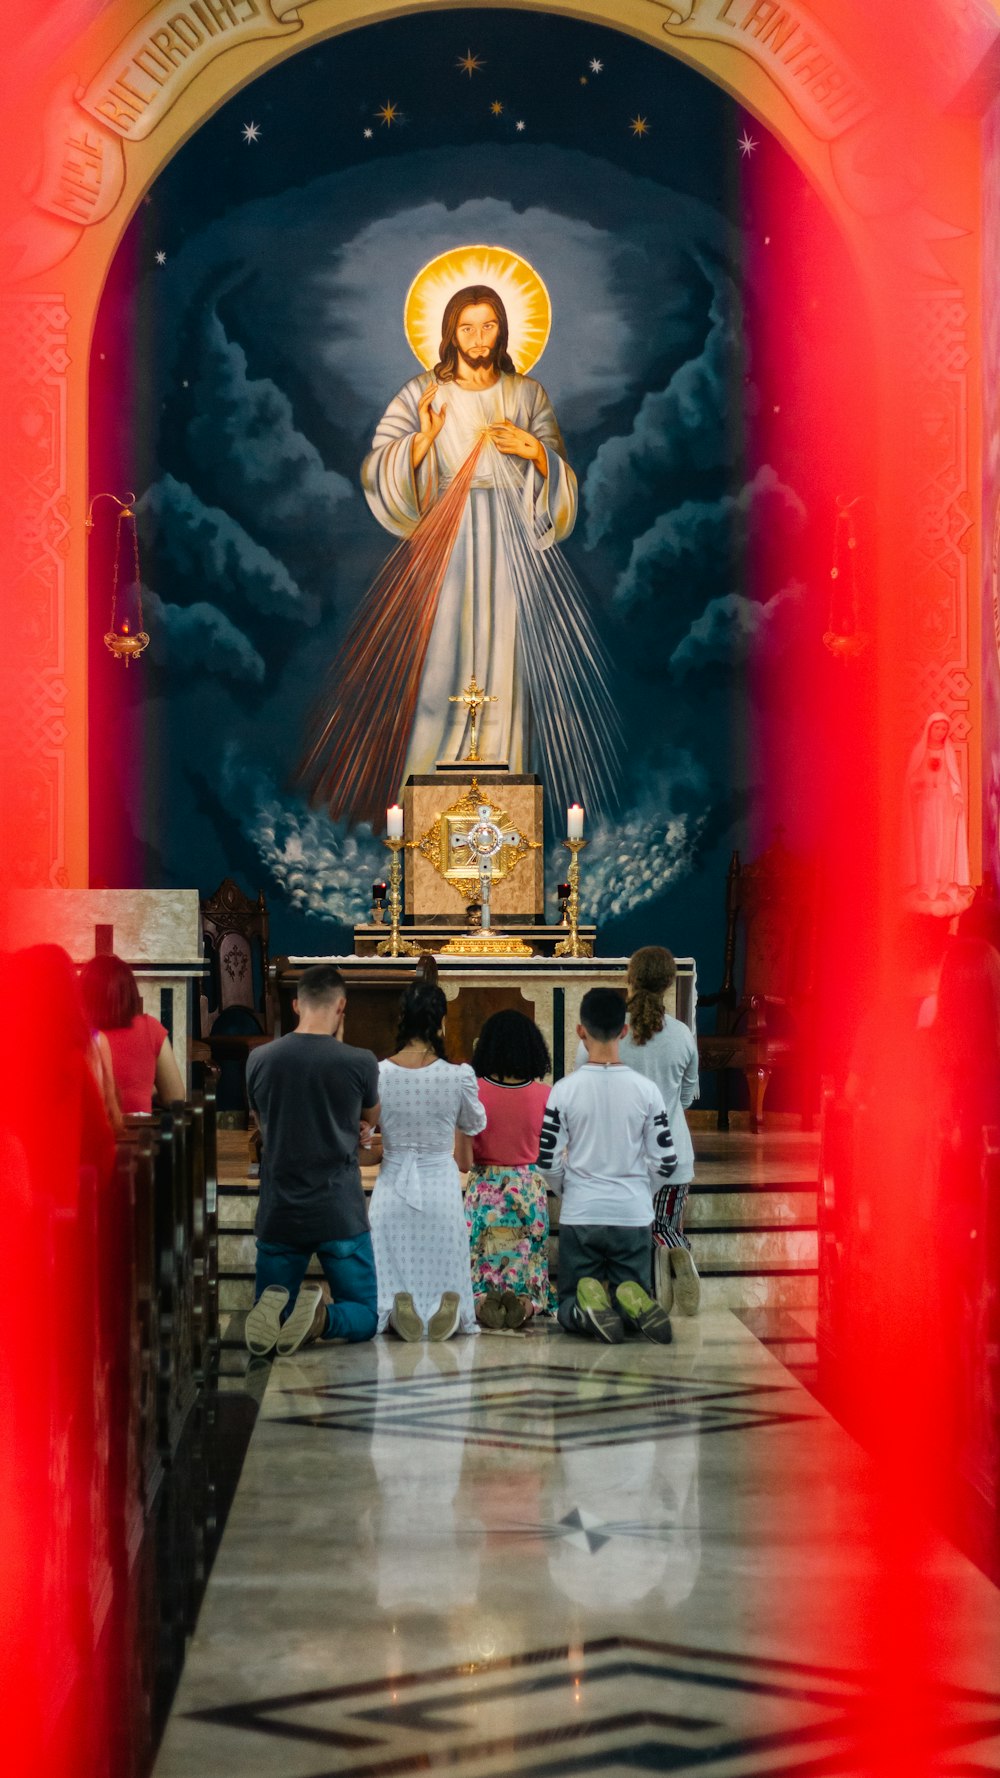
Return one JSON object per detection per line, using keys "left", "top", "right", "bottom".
{"left": 200, "top": 877, "right": 273, "bottom": 1110}
{"left": 697, "top": 839, "right": 818, "bottom": 1133}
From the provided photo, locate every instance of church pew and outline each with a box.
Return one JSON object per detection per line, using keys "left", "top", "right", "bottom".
{"left": 37, "top": 1096, "right": 223, "bottom": 1774}
{"left": 189, "top": 1079, "right": 221, "bottom": 1382}
{"left": 818, "top": 1089, "right": 1000, "bottom": 1580}
{"left": 129, "top": 1124, "right": 165, "bottom": 1511}
{"left": 106, "top": 1136, "right": 147, "bottom": 1569}
{"left": 154, "top": 1106, "right": 199, "bottom": 1459}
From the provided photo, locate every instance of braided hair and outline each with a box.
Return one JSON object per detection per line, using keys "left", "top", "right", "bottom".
{"left": 626, "top": 945, "right": 676, "bottom": 1047}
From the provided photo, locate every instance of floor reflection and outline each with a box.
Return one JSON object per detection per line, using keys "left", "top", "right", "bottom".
{"left": 153, "top": 1318, "right": 1000, "bottom": 1778}
{"left": 370, "top": 1339, "right": 482, "bottom": 1614}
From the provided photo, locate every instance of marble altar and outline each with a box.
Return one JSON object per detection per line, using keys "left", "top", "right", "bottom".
{"left": 273, "top": 954, "right": 696, "bottom": 1080}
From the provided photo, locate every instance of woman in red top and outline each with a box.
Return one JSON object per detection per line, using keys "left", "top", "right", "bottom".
{"left": 0, "top": 944, "right": 116, "bottom": 1204}
{"left": 80, "top": 953, "right": 185, "bottom": 1115}
{"left": 465, "top": 1010, "right": 554, "bottom": 1330}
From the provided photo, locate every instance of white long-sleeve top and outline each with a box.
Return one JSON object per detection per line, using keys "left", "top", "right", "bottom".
{"left": 575, "top": 1018, "right": 699, "bottom": 1185}
{"left": 536, "top": 1064, "right": 677, "bottom": 1227}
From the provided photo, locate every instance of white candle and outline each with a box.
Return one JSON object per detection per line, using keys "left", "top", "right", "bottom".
{"left": 386, "top": 804, "right": 404, "bottom": 839}
{"left": 567, "top": 804, "right": 584, "bottom": 841}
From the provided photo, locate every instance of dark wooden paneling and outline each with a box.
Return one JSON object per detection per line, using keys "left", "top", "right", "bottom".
{"left": 443, "top": 986, "right": 536, "bottom": 1064}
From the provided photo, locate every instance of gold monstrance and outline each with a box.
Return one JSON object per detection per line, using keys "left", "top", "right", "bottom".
{"left": 449, "top": 674, "right": 497, "bottom": 765}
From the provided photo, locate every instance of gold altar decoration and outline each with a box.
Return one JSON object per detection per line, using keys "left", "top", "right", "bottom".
{"left": 376, "top": 836, "right": 421, "bottom": 958}
{"left": 448, "top": 673, "right": 498, "bottom": 765}
{"left": 86, "top": 490, "right": 150, "bottom": 665}
{"left": 404, "top": 244, "right": 551, "bottom": 374}
{"left": 416, "top": 779, "right": 537, "bottom": 903}
{"left": 554, "top": 838, "right": 593, "bottom": 959}
{"left": 439, "top": 932, "right": 535, "bottom": 956}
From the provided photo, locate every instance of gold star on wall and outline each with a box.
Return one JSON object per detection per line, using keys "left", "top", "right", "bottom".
{"left": 376, "top": 101, "right": 399, "bottom": 127}
{"left": 629, "top": 114, "right": 650, "bottom": 137}
{"left": 490, "top": 100, "right": 504, "bottom": 116}
{"left": 457, "top": 49, "right": 485, "bottom": 77}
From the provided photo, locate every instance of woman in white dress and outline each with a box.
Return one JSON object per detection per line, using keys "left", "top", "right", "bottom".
{"left": 369, "top": 978, "right": 487, "bottom": 1341}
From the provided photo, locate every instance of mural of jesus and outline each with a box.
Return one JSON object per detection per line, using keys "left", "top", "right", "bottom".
{"left": 301, "top": 249, "right": 618, "bottom": 827}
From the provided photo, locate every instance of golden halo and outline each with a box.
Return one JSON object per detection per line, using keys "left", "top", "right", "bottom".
{"left": 404, "top": 244, "right": 551, "bottom": 375}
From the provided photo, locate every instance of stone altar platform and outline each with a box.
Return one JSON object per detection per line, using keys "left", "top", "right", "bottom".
{"left": 273, "top": 954, "right": 696, "bottom": 1080}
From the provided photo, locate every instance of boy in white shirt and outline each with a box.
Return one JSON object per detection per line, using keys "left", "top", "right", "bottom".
{"left": 537, "top": 987, "right": 676, "bottom": 1344}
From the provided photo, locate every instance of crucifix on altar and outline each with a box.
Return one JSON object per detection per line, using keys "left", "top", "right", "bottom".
{"left": 447, "top": 674, "right": 498, "bottom": 766}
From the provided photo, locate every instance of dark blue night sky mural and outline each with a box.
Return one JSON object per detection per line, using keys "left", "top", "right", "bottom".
{"left": 90, "top": 6, "right": 869, "bottom": 972}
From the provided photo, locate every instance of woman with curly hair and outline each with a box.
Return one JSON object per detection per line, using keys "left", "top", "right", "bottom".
{"left": 465, "top": 1009, "right": 554, "bottom": 1330}
{"left": 368, "top": 965, "right": 486, "bottom": 1341}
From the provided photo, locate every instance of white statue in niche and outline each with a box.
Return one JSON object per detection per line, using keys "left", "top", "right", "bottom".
{"left": 902, "top": 712, "right": 973, "bottom": 914}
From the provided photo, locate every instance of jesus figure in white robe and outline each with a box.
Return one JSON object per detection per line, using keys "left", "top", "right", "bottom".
{"left": 301, "top": 283, "right": 618, "bottom": 827}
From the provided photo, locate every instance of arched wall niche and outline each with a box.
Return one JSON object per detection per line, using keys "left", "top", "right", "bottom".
{"left": 5, "top": 0, "right": 982, "bottom": 885}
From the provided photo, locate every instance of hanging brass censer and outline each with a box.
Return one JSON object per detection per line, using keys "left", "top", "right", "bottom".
{"left": 86, "top": 491, "right": 151, "bottom": 665}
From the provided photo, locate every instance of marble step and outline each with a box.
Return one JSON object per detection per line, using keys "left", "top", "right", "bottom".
{"left": 217, "top": 1183, "right": 817, "bottom": 1232}
{"left": 686, "top": 1228, "right": 818, "bottom": 1268}
{"left": 697, "top": 1272, "right": 817, "bottom": 1310}
{"left": 684, "top": 1190, "right": 816, "bottom": 1228}
{"left": 218, "top": 1220, "right": 816, "bottom": 1272}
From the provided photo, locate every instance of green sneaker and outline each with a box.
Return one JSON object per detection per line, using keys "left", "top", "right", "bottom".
{"left": 615, "top": 1281, "right": 673, "bottom": 1345}
{"left": 576, "top": 1277, "right": 625, "bottom": 1344}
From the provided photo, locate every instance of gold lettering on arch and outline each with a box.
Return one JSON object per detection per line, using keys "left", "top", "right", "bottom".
{"left": 78, "top": 0, "right": 318, "bottom": 142}
{"left": 647, "top": 0, "right": 874, "bottom": 141}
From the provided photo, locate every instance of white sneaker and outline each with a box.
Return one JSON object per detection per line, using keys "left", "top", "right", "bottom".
{"left": 427, "top": 1291, "right": 461, "bottom": 1341}
{"left": 244, "top": 1285, "right": 289, "bottom": 1355}
{"left": 653, "top": 1241, "right": 674, "bottom": 1313}
{"left": 670, "top": 1246, "right": 701, "bottom": 1316}
{"left": 389, "top": 1292, "right": 424, "bottom": 1342}
{"left": 275, "top": 1284, "right": 325, "bottom": 1354}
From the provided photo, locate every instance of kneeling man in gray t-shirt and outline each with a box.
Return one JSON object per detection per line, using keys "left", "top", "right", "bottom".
{"left": 244, "top": 965, "right": 380, "bottom": 1357}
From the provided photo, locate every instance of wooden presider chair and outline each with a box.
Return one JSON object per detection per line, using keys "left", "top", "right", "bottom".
{"left": 697, "top": 840, "right": 818, "bottom": 1133}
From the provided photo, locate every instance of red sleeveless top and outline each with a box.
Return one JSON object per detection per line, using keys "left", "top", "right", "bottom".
{"left": 104, "top": 1013, "right": 167, "bottom": 1115}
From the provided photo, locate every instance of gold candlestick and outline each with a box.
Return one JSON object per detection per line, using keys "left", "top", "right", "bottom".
{"left": 554, "top": 839, "right": 592, "bottom": 958}
{"left": 376, "top": 838, "right": 421, "bottom": 957}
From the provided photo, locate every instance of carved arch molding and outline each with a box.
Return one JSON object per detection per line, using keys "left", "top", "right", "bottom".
{"left": 2, "top": 0, "right": 981, "bottom": 884}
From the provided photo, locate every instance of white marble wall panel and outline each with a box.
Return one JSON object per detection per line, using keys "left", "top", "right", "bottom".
{"left": 7, "top": 887, "right": 201, "bottom": 960}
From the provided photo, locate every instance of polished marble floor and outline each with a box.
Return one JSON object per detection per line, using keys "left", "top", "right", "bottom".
{"left": 153, "top": 1311, "right": 1000, "bottom": 1777}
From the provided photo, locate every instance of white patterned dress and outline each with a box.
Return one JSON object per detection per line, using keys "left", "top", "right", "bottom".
{"left": 370, "top": 1059, "right": 487, "bottom": 1334}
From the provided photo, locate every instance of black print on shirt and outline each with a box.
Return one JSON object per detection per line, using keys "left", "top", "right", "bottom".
{"left": 536, "top": 1105, "right": 561, "bottom": 1169}
{"left": 652, "top": 1110, "right": 678, "bottom": 1177}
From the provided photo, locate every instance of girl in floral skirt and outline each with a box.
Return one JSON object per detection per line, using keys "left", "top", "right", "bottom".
{"left": 465, "top": 1011, "right": 555, "bottom": 1329}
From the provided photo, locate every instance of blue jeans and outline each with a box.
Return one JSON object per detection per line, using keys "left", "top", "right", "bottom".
{"left": 254, "top": 1232, "right": 378, "bottom": 1343}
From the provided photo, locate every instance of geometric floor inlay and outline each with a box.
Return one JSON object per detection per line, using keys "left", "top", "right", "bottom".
{"left": 185, "top": 1634, "right": 1000, "bottom": 1775}
{"left": 274, "top": 1363, "right": 815, "bottom": 1452}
